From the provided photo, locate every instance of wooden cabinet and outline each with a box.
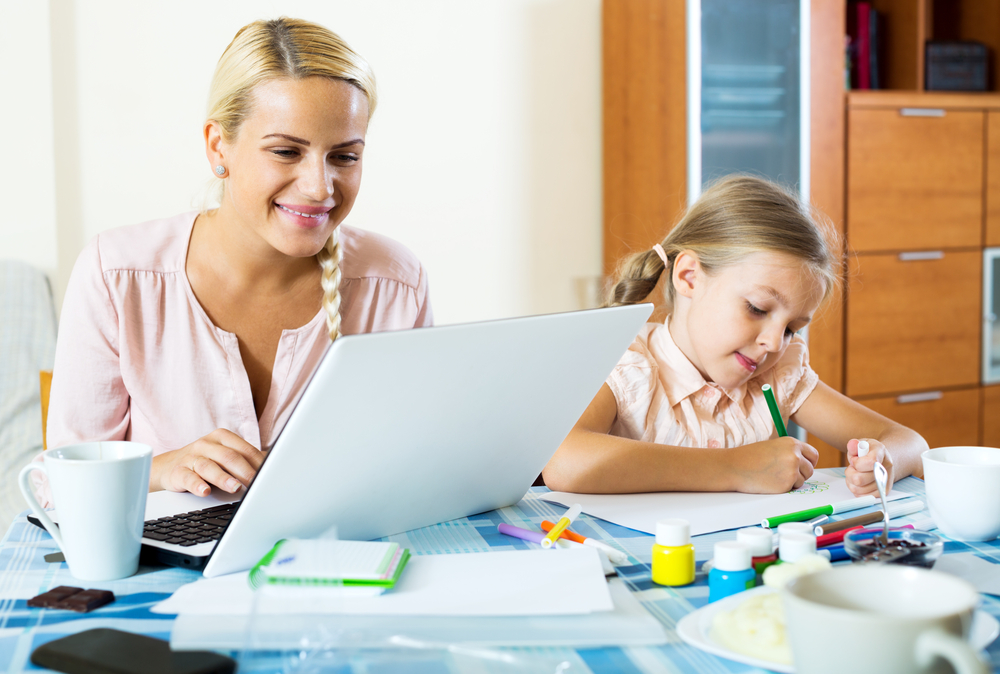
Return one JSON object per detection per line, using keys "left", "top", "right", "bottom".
{"left": 859, "top": 388, "right": 980, "bottom": 450}
{"left": 845, "top": 251, "right": 981, "bottom": 397}
{"left": 844, "top": 93, "right": 996, "bottom": 447}
{"left": 847, "top": 108, "right": 983, "bottom": 251}
{"left": 987, "top": 111, "right": 1000, "bottom": 247}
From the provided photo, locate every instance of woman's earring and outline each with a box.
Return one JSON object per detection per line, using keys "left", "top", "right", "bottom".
{"left": 214, "top": 165, "right": 227, "bottom": 176}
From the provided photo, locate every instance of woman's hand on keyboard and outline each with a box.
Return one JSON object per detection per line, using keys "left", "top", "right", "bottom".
{"left": 151, "top": 429, "right": 265, "bottom": 496}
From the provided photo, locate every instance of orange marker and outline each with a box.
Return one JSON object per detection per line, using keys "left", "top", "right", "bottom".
{"left": 541, "top": 520, "right": 627, "bottom": 564}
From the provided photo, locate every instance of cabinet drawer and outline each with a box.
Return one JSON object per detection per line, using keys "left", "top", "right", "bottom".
{"left": 987, "top": 112, "right": 1000, "bottom": 247}
{"left": 847, "top": 108, "right": 983, "bottom": 251}
{"left": 858, "top": 388, "right": 980, "bottom": 450}
{"left": 846, "top": 251, "right": 981, "bottom": 396}
{"left": 982, "top": 385, "right": 1000, "bottom": 447}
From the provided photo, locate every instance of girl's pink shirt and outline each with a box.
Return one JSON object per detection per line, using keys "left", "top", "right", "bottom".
{"left": 606, "top": 321, "right": 818, "bottom": 449}
{"left": 38, "top": 212, "right": 432, "bottom": 506}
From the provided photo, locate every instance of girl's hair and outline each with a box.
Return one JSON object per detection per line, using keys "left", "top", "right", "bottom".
{"left": 606, "top": 175, "right": 842, "bottom": 311}
{"left": 207, "top": 17, "right": 377, "bottom": 341}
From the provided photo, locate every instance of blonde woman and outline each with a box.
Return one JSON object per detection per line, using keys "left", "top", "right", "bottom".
{"left": 542, "top": 175, "right": 926, "bottom": 496}
{"left": 39, "top": 18, "right": 432, "bottom": 505}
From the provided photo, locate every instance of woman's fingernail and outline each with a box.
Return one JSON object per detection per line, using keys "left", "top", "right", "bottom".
{"left": 227, "top": 479, "right": 240, "bottom": 492}
{"left": 200, "top": 485, "right": 209, "bottom": 495}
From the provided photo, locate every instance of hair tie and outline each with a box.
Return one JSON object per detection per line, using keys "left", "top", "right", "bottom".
{"left": 652, "top": 244, "right": 669, "bottom": 266}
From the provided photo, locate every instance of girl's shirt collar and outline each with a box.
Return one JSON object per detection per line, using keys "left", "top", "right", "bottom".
{"left": 650, "top": 319, "right": 749, "bottom": 408}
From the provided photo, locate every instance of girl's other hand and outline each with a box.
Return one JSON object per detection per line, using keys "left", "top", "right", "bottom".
{"left": 732, "top": 437, "right": 819, "bottom": 493}
{"left": 150, "top": 429, "right": 265, "bottom": 496}
{"left": 845, "top": 438, "right": 894, "bottom": 497}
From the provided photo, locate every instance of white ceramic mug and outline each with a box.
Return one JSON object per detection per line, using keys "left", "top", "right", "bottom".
{"left": 922, "top": 446, "right": 1000, "bottom": 542}
{"left": 784, "top": 565, "right": 986, "bottom": 674}
{"left": 19, "top": 442, "right": 152, "bottom": 581}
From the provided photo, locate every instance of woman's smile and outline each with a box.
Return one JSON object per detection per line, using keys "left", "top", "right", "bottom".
{"left": 276, "top": 203, "right": 333, "bottom": 229}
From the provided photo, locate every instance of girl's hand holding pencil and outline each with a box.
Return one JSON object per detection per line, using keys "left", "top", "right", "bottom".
{"left": 845, "top": 438, "right": 894, "bottom": 497}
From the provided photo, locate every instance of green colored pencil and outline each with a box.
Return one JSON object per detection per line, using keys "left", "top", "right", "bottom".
{"left": 761, "top": 384, "right": 787, "bottom": 437}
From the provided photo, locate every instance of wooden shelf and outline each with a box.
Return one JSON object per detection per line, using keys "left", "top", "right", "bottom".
{"left": 851, "top": 0, "right": 1000, "bottom": 93}
{"left": 848, "top": 90, "right": 1000, "bottom": 109}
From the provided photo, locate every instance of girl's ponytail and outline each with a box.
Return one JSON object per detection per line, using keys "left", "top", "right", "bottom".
{"left": 606, "top": 249, "right": 667, "bottom": 307}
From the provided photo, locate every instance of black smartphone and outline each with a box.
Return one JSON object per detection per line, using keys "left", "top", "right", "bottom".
{"left": 31, "top": 628, "right": 235, "bottom": 674}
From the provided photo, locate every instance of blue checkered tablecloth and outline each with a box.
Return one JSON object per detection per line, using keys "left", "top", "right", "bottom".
{"left": 1, "top": 471, "right": 998, "bottom": 673}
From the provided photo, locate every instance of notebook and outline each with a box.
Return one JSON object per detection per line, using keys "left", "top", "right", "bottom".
{"left": 249, "top": 539, "right": 410, "bottom": 589}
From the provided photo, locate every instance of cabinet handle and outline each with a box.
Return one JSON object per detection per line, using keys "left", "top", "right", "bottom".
{"left": 898, "top": 251, "right": 944, "bottom": 261}
{"left": 900, "top": 108, "right": 946, "bottom": 117}
{"left": 896, "top": 391, "right": 943, "bottom": 404}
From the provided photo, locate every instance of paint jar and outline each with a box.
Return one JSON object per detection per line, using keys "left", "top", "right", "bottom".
{"left": 777, "top": 532, "right": 817, "bottom": 565}
{"left": 708, "top": 541, "right": 755, "bottom": 603}
{"left": 651, "top": 518, "right": 695, "bottom": 586}
{"left": 776, "top": 521, "right": 815, "bottom": 537}
{"left": 737, "top": 527, "right": 778, "bottom": 578}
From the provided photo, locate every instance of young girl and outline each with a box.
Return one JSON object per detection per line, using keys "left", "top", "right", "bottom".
{"left": 542, "top": 175, "right": 926, "bottom": 496}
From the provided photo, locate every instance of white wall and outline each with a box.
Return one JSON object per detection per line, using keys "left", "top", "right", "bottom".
{"left": 0, "top": 2, "right": 58, "bottom": 282}
{"left": 0, "top": 0, "right": 602, "bottom": 325}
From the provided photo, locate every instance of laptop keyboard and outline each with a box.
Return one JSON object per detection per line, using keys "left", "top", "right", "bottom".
{"left": 142, "top": 503, "right": 238, "bottom": 547}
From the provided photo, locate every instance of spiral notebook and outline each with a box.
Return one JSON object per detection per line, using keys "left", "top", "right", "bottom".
{"left": 250, "top": 539, "right": 410, "bottom": 589}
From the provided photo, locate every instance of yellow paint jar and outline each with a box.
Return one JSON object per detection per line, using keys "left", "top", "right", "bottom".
{"left": 652, "top": 518, "right": 695, "bottom": 586}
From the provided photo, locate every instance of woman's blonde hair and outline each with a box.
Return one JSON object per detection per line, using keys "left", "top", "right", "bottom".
{"left": 207, "top": 17, "right": 377, "bottom": 341}
{"left": 606, "top": 175, "right": 842, "bottom": 311}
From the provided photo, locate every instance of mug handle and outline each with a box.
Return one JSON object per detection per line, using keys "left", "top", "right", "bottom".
{"left": 916, "top": 628, "right": 989, "bottom": 674}
{"left": 18, "top": 464, "right": 65, "bottom": 550}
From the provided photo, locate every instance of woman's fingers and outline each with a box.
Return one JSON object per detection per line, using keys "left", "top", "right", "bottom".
{"left": 152, "top": 429, "right": 265, "bottom": 497}
{"left": 198, "top": 444, "right": 257, "bottom": 488}
{"left": 165, "top": 465, "right": 212, "bottom": 497}
{"left": 208, "top": 429, "right": 266, "bottom": 477}
{"left": 190, "top": 454, "right": 245, "bottom": 493}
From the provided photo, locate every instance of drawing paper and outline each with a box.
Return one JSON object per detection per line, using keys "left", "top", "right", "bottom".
{"left": 541, "top": 468, "right": 914, "bottom": 536}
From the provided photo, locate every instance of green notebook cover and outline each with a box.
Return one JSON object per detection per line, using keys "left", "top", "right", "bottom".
{"left": 249, "top": 540, "right": 410, "bottom": 590}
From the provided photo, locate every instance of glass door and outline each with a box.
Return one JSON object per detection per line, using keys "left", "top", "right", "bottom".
{"left": 687, "top": 0, "right": 810, "bottom": 202}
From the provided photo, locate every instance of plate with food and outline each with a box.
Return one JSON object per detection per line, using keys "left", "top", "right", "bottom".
{"left": 676, "top": 586, "right": 999, "bottom": 673}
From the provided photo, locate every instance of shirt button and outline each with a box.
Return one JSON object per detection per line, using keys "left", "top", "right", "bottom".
{"left": 708, "top": 440, "right": 720, "bottom": 448}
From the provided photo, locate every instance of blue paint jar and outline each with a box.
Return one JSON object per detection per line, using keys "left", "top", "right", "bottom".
{"left": 708, "top": 541, "right": 755, "bottom": 603}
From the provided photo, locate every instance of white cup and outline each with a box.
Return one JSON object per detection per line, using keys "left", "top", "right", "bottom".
{"left": 19, "top": 441, "right": 152, "bottom": 581}
{"left": 784, "top": 565, "right": 986, "bottom": 674}
{"left": 922, "top": 446, "right": 1000, "bottom": 542}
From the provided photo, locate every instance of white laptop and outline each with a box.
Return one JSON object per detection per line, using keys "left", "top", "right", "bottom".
{"left": 35, "top": 305, "right": 651, "bottom": 577}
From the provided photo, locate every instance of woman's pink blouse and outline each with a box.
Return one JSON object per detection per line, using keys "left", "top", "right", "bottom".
{"left": 39, "top": 212, "right": 432, "bottom": 505}
{"left": 606, "top": 321, "right": 818, "bottom": 449}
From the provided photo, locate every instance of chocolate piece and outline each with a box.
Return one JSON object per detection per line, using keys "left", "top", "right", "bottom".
{"left": 60, "top": 589, "right": 115, "bottom": 613}
{"left": 27, "top": 586, "right": 82, "bottom": 608}
{"left": 27, "top": 586, "right": 116, "bottom": 612}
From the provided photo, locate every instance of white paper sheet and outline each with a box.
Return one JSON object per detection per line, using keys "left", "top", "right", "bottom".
{"left": 170, "top": 578, "right": 666, "bottom": 650}
{"left": 541, "top": 468, "right": 914, "bottom": 536}
{"left": 934, "top": 552, "right": 1000, "bottom": 596}
{"left": 153, "top": 548, "right": 613, "bottom": 617}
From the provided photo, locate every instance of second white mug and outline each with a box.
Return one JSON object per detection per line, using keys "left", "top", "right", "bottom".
{"left": 784, "top": 565, "right": 986, "bottom": 674}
